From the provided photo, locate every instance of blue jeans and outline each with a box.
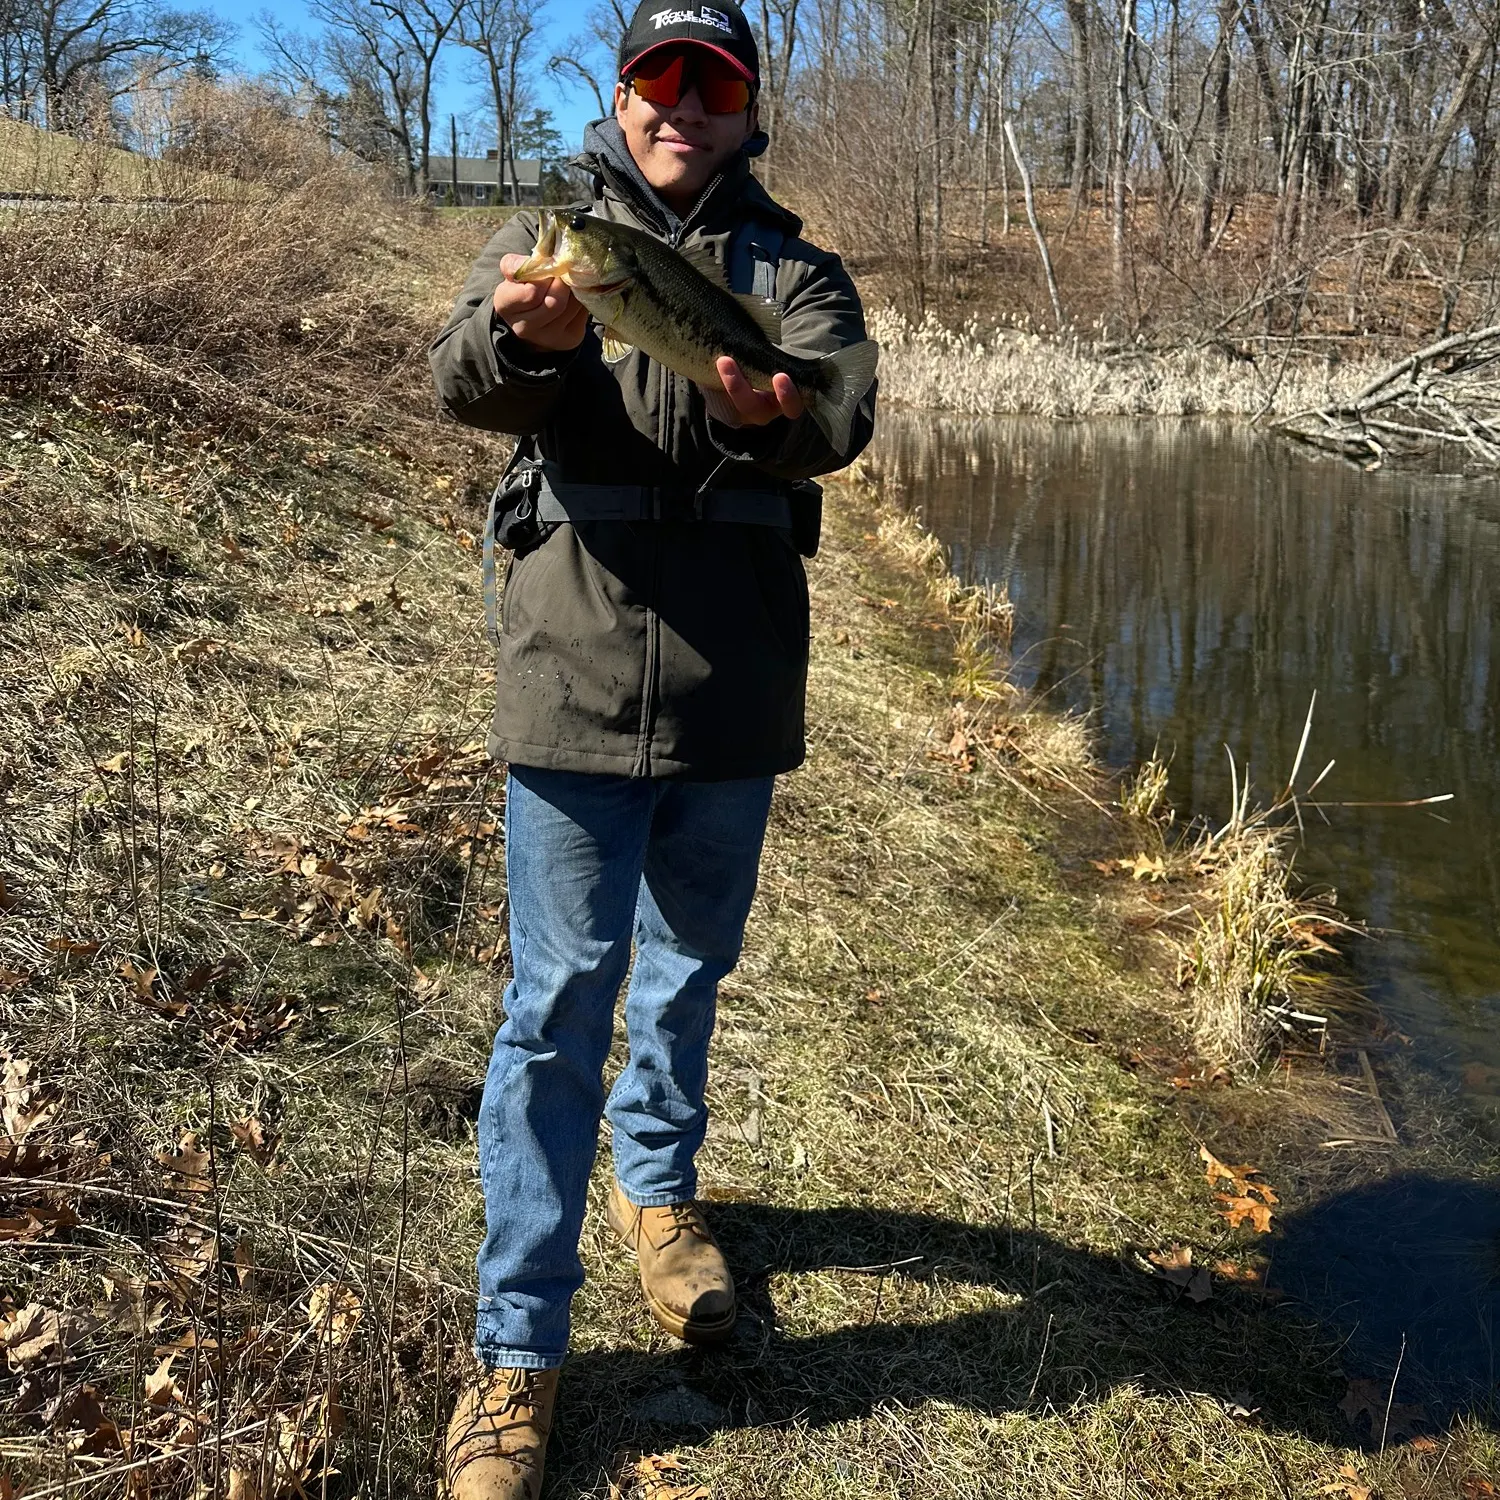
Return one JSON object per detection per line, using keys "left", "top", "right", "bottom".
{"left": 473, "top": 765, "right": 775, "bottom": 1370}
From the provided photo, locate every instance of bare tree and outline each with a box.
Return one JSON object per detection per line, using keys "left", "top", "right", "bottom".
{"left": 1, "top": 0, "right": 228, "bottom": 127}
{"left": 546, "top": 0, "right": 625, "bottom": 128}
{"left": 458, "top": 0, "right": 545, "bottom": 203}
{"left": 366, "top": 0, "right": 463, "bottom": 193}
{"left": 263, "top": 2, "right": 421, "bottom": 181}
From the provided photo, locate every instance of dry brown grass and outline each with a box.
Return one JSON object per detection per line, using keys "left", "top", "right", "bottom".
{"left": 867, "top": 308, "right": 1387, "bottom": 418}
{"left": 0, "top": 120, "right": 1496, "bottom": 1499}
{"left": 0, "top": 92, "right": 459, "bottom": 455}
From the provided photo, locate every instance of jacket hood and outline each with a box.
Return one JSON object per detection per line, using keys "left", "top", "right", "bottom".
{"left": 572, "top": 117, "right": 798, "bottom": 238}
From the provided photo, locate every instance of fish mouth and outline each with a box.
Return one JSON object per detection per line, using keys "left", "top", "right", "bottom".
{"left": 513, "top": 210, "right": 571, "bottom": 282}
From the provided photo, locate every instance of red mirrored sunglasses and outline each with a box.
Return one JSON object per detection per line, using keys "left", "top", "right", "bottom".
{"left": 627, "top": 48, "right": 753, "bottom": 114}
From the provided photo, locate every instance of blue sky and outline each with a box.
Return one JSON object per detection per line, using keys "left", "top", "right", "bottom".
{"left": 211, "top": 0, "right": 604, "bottom": 153}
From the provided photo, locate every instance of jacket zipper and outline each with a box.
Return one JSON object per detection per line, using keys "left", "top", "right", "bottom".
{"left": 613, "top": 169, "right": 729, "bottom": 775}
{"left": 636, "top": 356, "right": 669, "bottom": 776}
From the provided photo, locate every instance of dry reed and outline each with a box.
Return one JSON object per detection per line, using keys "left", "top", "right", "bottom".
{"left": 867, "top": 308, "right": 1388, "bottom": 419}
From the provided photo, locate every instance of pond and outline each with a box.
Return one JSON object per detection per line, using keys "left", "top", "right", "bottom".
{"left": 868, "top": 413, "right": 1500, "bottom": 1411}
{"left": 867, "top": 413, "right": 1500, "bottom": 1122}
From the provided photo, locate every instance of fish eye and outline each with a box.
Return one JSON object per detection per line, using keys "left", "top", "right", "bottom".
{"left": 569, "top": 212, "right": 590, "bottom": 233}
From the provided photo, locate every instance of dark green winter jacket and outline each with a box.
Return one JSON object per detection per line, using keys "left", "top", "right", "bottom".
{"left": 428, "top": 120, "right": 876, "bottom": 779}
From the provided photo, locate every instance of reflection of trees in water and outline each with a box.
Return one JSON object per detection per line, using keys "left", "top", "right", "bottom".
{"left": 870, "top": 414, "right": 1500, "bottom": 1023}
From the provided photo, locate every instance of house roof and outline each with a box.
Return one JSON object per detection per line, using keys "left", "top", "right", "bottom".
{"left": 429, "top": 155, "right": 541, "bottom": 186}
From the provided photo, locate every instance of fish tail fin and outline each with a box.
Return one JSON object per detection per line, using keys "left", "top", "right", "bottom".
{"left": 807, "top": 339, "right": 880, "bottom": 456}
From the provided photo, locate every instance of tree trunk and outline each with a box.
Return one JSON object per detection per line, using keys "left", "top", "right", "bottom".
{"left": 1404, "top": 29, "right": 1495, "bottom": 224}
{"left": 1195, "top": 0, "right": 1233, "bottom": 250}
{"left": 1111, "top": 0, "right": 1135, "bottom": 309}
{"left": 1064, "top": 0, "right": 1092, "bottom": 225}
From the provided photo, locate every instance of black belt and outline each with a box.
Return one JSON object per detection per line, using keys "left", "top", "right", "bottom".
{"left": 534, "top": 475, "right": 794, "bottom": 529}
{"left": 482, "top": 458, "right": 799, "bottom": 648}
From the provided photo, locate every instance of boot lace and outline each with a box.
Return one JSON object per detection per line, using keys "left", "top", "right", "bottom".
{"left": 485, "top": 1367, "right": 547, "bottom": 1420}
{"left": 665, "top": 1200, "right": 710, "bottom": 1238}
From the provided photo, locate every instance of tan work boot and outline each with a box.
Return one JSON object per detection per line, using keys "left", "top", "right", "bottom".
{"left": 444, "top": 1366, "right": 559, "bottom": 1500}
{"left": 606, "top": 1180, "right": 736, "bottom": 1345}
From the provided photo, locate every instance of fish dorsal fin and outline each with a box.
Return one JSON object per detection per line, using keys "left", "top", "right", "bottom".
{"left": 599, "top": 325, "right": 634, "bottom": 363}
{"left": 678, "top": 241, "right": 727, "bottom": 286}
{"left": 734, "top": 293, "right": 783, "bottom": 343}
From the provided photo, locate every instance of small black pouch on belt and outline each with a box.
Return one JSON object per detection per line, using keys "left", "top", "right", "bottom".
{"left": 788, "top": 479, "right": 824, "bottom": 558}
{"left": 483, "top": 450, "right": 550, "bottom": 648}
{"left": 491, "top": 455, "right": 550, "bottom": 553}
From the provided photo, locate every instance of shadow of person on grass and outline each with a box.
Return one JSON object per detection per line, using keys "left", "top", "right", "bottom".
{"left": 553, "top": 1176, "right": 1500, "bottom": 1478}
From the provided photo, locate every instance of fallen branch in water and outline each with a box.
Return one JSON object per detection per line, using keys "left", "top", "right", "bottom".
{"left": 1274, "top": 323, "right": 1500, "bottom": 468}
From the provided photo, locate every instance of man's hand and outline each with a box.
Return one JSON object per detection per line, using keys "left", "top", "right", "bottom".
{"left": 714, "top": 356, "right": 805, "bottom": 426}
{"left": 494, "top": 253, "right": 590, "bottom": 352}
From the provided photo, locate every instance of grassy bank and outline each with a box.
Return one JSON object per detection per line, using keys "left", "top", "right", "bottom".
{"left": 1, "top": 183, "right": 1496, "bottom": 1499}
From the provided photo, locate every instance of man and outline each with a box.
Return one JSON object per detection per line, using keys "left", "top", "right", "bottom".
{"left": 429, "top": 3, "right": 875, "bottom": 1493}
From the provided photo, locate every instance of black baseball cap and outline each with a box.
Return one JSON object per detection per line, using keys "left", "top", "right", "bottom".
{"left": 618, "top": 0, "right": 760, "bottom": 87}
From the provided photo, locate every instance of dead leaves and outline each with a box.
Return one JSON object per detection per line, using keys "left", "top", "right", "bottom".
{"left": 2, "top": 1056, "right": 60, "bottom": 1142}
{"left": 1338, "top": 1377, "right": 1428, "bottom": 1442}
{"left": 308, "top": 1283, "right": 362, "bottom": 1348}
{"left": 117, "top": 953, "right": 295, "bottom": 1052}
{"left": 1318, "top": 1464, "right": 1373, "bottom": 1500}
{"left": 1092, "top": 851, "right": 1169, "bottom": 881}
{"left": 156, "top": 1131, "right": 213, "bottom": 1195}
{"left": 611, "top": 1453, "right": 710, "bottom": 1500}
{"left": 235, "top": 742, "right": 497, "bottom": 958}
{"left": 1201, "top": 1146, "right": 1278, "bottom": 1234}
{"left": 1145, "top": 1244, "right": 1213, "bottom": 1302}
{"left": 0, "top": 1202, "right": 79, "bottom": 1243}
{"left": 145, "top": 1351, "right": 182, "bottom": 1406}
{"left": 231, "top": 1112, "right": 281, "bottom": 1169}
{"left": 1, "top": 1302, "right": 96, "bottom": 1371}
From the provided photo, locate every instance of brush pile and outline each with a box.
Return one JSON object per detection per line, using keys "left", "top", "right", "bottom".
{"left": 1275, "top": 323, "right": 1500, "bottom": 469}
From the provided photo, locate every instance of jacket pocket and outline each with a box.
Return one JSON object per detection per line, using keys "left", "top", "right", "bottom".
{"left": 753, "top": 532, "right": 810, "bottom": 658}
{"left": 499, "top": 554, "right": 519, "bottom": 636}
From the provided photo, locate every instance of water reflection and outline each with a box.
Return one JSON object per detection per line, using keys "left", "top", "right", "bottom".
{"left": 868, "top": 413, "right": 1500, "bottom": 1098}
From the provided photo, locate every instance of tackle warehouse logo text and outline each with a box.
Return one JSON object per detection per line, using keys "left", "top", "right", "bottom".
{"left": 649, "top": 7, "right": 734, "bottom": 32}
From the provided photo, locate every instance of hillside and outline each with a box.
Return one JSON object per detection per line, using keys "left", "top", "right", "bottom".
{"left": 1, "top": 157, "right": 1496, "bottom": 1499}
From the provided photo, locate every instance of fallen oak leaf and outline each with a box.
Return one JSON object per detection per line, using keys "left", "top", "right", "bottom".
{"left": 1338, "top": 1377, "right": 1427, "bottom": 1440}
{"left": 308, "top": 1283, "right": 362, "bottom": 1347}
{"left": 1200, "top": 1145, "right": 1278, "bottom": 1203}
{"left": 2, "top": 1302, "right": 96, "bottom": 1370}
{"left": 1145, "top": 1244, "right": 1213, "bottom": 1302}
{"left": 156, "top": 1131, "right": 212, "bottom": 1194}
{"left": 0, "top": 1205, "right": 79, "bottom": 1241}
{"left": 47, "top": 936, "right": 102, "bottom": 965}
{"left": 2, "top": 1056, "right": 60, "bottom": 1141}
{"left": 144, "top": 1352, "right": 179, "bottom": 1406}
{"left": 1216, "top": 1193, "right": 1273, "bottom": 1233}
{"left": 230, "top": 1114, "right": 280, "bottom": 1168}
{"left": 47, "top": 1382, "right": 122, "bottom": 1455}
{"left": 233, "top": 1235, "right": 257, "bottom": 1291}
{"left": 634, "top": 1453, "right": 710, "bottom": 1500}
{"left": 1316, "top": 1464, "right": 1372, "bottom": 1500}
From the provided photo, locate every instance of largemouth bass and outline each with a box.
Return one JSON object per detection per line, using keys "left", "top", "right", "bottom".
{"left": 512, "top": 209, "right": 879, "bottom": 455}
